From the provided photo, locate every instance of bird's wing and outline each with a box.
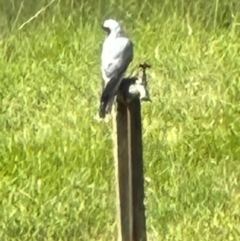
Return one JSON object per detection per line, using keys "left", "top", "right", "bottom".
{"left": 99, "top": 36, "right": 133, "bottom": 118}
{"left": 101, "top": 37, "right": 133, "bottom": 85}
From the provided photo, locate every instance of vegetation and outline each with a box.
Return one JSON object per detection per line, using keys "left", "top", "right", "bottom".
{"left": 0, "top": 0, "right": 240, "bottom": 240}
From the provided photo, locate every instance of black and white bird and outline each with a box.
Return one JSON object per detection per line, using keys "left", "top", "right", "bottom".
{"left": 99, "top": 19, "right": 134, "bottom": 118}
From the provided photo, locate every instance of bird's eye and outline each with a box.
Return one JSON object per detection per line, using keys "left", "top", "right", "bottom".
{"left": 102, "top": 26, "right": 110, "bottom": 34}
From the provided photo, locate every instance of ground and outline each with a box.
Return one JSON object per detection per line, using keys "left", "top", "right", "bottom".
{"left": 0, "top": 0, "right": 240, "bottom": 240}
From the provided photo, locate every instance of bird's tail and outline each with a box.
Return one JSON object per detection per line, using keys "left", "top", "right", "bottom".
{"left": 99, "top": 77, "right": 120, "bottom": 118}
{"left": 99, "top": 88, "right": 111, "bottom": 118}
{"left": 99, "top": 101, "right": 107, "bottom": 118}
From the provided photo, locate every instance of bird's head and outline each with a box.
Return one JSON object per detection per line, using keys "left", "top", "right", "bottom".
{"left": 102, "top": 19, "right": 122, "bottom": 35}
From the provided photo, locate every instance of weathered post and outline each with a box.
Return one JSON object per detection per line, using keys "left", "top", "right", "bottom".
{"left": 112, "top": 63, "right": 151, "bottom": 241}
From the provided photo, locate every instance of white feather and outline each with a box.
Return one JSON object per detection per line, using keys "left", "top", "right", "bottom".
{"left": 99, "top": 19, "right": 133, "bottom": 118}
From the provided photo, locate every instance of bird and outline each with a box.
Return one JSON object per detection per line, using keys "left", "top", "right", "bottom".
{"left": 99, "top": 19, "right": 134, "bottom": 118}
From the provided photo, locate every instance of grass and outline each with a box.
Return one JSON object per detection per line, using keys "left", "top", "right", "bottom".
{"left": 0, "top": 0, "right": 240, "bottom": 240}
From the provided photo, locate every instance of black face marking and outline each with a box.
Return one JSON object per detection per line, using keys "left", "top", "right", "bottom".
{"left": 102, "top": 26, "right": 110, "bottom": 34}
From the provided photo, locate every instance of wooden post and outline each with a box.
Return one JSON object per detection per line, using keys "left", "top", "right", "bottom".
{"left": 128, "top": 99, "right": 147, "bottom": 241}
{"left": 113, "top": 63, "right": 150, "bottom": 241}
{"left": 113, "top": 101, "right": 133, "bottom": 241}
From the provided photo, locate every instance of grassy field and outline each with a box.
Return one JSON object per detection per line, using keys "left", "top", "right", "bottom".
{"left": 0, "top": 0, "right": 240, "bottom": 240}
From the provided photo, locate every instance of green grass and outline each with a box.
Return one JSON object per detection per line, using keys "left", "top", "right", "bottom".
{"left": 0, "top": 0, "right": 240, "bottom": 240}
